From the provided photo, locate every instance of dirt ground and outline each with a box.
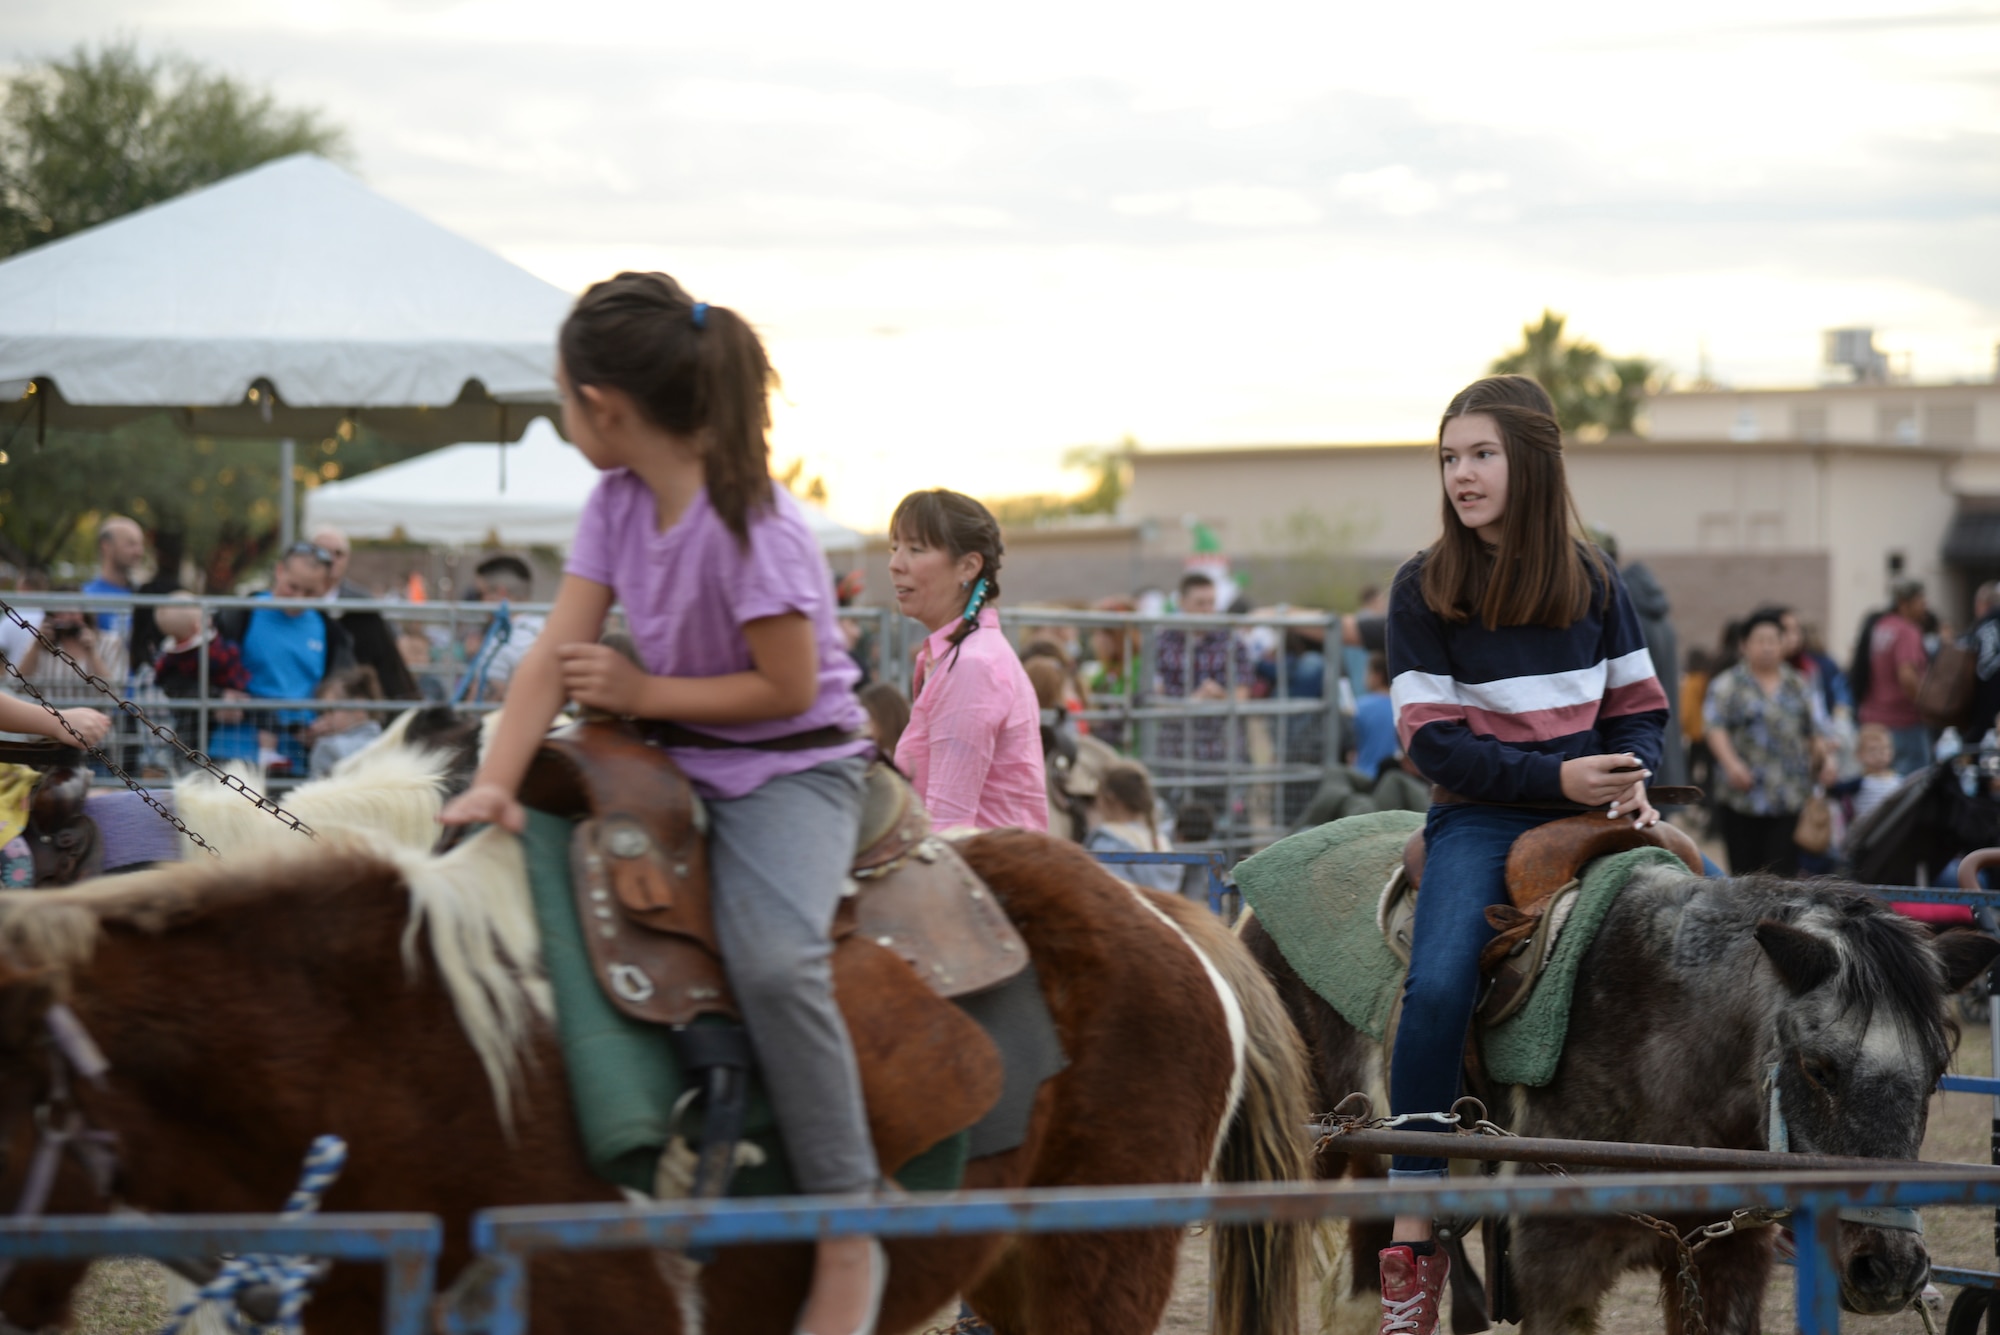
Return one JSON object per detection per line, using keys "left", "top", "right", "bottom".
{"left": 67, "top": 1022, "right": 2000, "bottom": 1335}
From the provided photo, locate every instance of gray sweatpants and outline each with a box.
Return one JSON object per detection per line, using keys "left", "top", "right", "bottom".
{"left": 705, "top": 755, "right": 879, "bottom": 1195}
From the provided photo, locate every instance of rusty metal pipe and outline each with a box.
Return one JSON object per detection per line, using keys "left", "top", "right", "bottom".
{"left": 1313, "top": 1125, "right": 2000, "bottom": 1178}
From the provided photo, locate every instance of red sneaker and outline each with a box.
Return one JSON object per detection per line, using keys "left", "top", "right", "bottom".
{"left": 1378, "top": 1244, "right": 1449, "bottom": 1335}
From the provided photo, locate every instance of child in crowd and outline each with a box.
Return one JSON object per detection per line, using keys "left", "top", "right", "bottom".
{"left": 1832, "top": 722, "right": 1902, "bottom": 829}
{"left": 1084, "top": 761, "right": 1182, "bottom": 893}
{"left": 1352, "top": 651, "right": 1398, "bottom": 778}
{"left": 151, "top": 595, "right": 255, "bottom": 761}
{"left": 306, "top": 666, "right": 384, "bottom": 778}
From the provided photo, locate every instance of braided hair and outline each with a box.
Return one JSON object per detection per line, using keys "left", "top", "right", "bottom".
{"left": 890, "top": 489, "right": 1003, "bottom": 672}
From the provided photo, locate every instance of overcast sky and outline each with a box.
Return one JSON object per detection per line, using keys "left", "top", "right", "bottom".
{"left": 11, "top": 0, "right": 2000, "bottom": 524}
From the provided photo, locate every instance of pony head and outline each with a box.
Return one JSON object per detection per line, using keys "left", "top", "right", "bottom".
{"left": 1756, "top": 889, "right": 1999, "bottom": 1313}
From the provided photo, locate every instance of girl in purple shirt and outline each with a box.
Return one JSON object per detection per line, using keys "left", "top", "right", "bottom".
{"left": 440, "top": 273, "right": 884, "bottom": 1335}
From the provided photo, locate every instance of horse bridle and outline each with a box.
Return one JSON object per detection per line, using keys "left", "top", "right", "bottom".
{"left": 1765, "top": 1061, "right": 1924, "bottom": 1234}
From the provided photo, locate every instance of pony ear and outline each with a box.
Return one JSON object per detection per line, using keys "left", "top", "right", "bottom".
{"left": 1756, "top": 920, "right": 1840, "bottom": 995}
{"left": 1932, "top": 930, "right": 2000, "bottom": 995}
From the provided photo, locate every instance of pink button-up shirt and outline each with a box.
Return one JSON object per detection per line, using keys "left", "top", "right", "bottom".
{"left": 895, "top": 608, "right": 1048, "bottom": 831}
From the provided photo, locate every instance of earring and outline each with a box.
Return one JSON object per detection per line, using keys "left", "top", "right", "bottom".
{"left": 959, "top": 580, "right": 969, "bottom": 588}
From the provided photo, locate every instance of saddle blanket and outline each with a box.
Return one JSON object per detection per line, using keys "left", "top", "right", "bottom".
{"left": 1234, "top": 809, "right": 1686, "bottom": 1087}
{"left": 523, "top": 808, "right": 1064, "bottom": 1195}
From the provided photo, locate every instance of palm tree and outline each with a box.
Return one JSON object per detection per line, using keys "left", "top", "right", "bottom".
{"left": 1489, "top": 311, "right": 1661, "bottom": 438}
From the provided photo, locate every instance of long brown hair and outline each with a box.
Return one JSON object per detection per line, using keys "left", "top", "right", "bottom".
{"left": 890, "top": 489, "right": 1004, "bottom": 671}
{"left": 1418, "top": 374, "right": 1606, "bottom": 627}
{"left": 559, "top": 271, "right": 776, "bottom": 544}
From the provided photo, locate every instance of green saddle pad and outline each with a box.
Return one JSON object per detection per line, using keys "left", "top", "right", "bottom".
{"left": 1234, "top": 809, "right": 1686, "bottom": 1087}
{"left": 522, "top": 808, "right": 967, "bottom": 1196}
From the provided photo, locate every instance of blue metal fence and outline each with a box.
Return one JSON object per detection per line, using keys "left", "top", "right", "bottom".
{"left": 453, "top": 1170, "right": 2000, "bottom": 1335}
{"left": 0, "top": 1214, "right": 441, "bottom": 1335}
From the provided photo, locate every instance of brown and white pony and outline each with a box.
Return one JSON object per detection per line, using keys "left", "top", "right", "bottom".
{"left": 0, "top": 754, "right": 1311, "bottom": 1335}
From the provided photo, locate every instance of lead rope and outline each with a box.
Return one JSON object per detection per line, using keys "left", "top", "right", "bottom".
{"left": 159, "top": 1136, "right": 347, "bottom": 1335}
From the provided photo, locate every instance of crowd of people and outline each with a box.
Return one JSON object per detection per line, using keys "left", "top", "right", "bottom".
{"left": 1684, "top": 576, "right": 2000, "bottom": 878}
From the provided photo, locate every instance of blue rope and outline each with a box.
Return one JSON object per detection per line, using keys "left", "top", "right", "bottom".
{"left": 452, "top": 602, "right": 513, "bottom": 705}
{"left": 159, "top": 1135, "right": 347, "bottom": 1335}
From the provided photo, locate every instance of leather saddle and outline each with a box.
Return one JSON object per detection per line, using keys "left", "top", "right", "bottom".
{"left": 519, "top": 721, "right": 1023, "bottom": 1176}
{"left": 1383, "top": 810, "right": 1705, "bottom": 1025}
{"left": 7, "top": 748, "right": 104, "bottom": 887}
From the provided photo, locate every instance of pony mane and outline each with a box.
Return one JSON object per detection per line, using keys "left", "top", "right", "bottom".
{"left": 392, "top": 828, "right": 551, "bottom": 1131}
{"left": 173, "top": 729, "right": 457, "bottom": 858}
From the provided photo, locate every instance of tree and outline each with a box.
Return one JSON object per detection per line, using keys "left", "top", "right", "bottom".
{"left": 0, "top": 42, "right": 348, "bottom": 258}
{"left": 1489, "top": 311, "right": 1663, "bottom": 439}
{"left": 0, "top": 415, "right": 426, "bottom": 587}
{"left": 985, "top": 438, "right": 1134, "bottom": 527}
{"left": 0, "top": 43, "right": 360, "bottom": 585}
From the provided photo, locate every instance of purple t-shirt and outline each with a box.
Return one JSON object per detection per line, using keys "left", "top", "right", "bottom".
{"left": 565, "top": 473, "right": 868, "bottom": 799}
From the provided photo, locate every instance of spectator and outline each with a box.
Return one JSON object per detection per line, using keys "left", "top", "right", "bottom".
{"left": 1704, "top": 609, "right": 1834, "bottom": 876}
{"left": 1619, "top": 556, "right": 1686, "bottom": 787}
{"left": 458, "top": 554, "right": 545, "bottom": 703}
{"left": 1778, "top": 609, "right": 1851, "bottom": 724}
{"left": 1252, "top": 617, "right": 1331, "bottom": 826}
{"left": 1081, "top": 597, "right": 1141, "bottom": 753}
{"left": 1084, "top": 761, "right": 1182, "bottom": 893}
{"left": 311, "top": 524, "right": 419, "bottom": 700}
{"left": 16, "top": 607, "right": 121, "bottom": 706}
{"left": 81, "top": 515, "right": 146, "bottom": 653}
{"left": 1965, "top": 580, "right": 2000, "bottom": 745}
{"left": 216, "top": 543, "right": 354, "bottom": 773}
{"left": 0, "top": 571, "right": 48, "bottom": 669}
{"left": 888, "top": 489, "right": 1046, "bottom": 830}
{"left": 306, "top": 665, "right": 385, "bottom": 778}
{"left": 395, "top": 625, "right": 451, "bottom": 704}
{"left": 1682, "top": 646, "right": 1714, "bottom": 801}
{"left": 1021, "top": 636, "right": 1091, "bottom": 733}
{"left": 1025, "top": 655, "right": 1087, "bottom": 840}
{"left": 1156, "top": 571, "right": 1250, "bottom": 817}
{"left": 1025, "top": 653, "right": 1119, "bottom": 841}
{"left": 1352, "top": 651, "right": 1398, "bottom": 778}
{"left": 857, "top": 681, "right": 909, "bottom": 759}
{"left": 1829, "top": 722, "right": 1903, "bottom": 831}
{"left": 152, "top": 595, "right": 252, "bottom": 758}
{"left": 1854, "top": 578, "right": 1931, "bottom": 775}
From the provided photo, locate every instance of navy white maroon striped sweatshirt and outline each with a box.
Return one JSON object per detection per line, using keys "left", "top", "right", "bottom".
{"left": 1386, "top": 549, "right": 1670, "bottom": 805}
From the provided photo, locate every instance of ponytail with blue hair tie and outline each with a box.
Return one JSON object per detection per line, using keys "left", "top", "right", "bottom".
{"left": 962, "top": 577, "right": 989, "bottom": 623}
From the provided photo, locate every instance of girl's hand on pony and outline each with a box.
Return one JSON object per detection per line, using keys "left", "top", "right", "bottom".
{"left": 559, "top": 643, "right": 647, "bottom": 715}
{"left": 438, "top": 782, "right": 527, "bottom": 834}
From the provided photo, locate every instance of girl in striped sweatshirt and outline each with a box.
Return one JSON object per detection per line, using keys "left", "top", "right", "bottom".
{"left": 1372, "top": 375, "right": 1669, "bottom": 1335}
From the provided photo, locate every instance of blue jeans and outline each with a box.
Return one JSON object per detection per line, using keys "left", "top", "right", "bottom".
{"left": 1389, "top": 802, "right": 1569, "bottom": 1176}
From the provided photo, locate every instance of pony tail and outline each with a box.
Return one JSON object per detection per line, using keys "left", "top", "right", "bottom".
{"left": 692, "top": 303, "right": 778, "bottom": 544}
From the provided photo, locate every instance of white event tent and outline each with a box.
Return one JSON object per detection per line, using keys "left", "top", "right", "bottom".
{"left": 306, "top": 417, "right": 865, "bottom": 555}
{"left": 0, "top": 153, "right": 569, "bottom": 447}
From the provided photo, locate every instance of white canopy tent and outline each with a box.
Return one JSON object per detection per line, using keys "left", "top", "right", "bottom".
{"left": 306, "top": 417, "right": 865, "bottom": 555}
{"left": 0, "top": 153, "right": 569, "bottom": 448}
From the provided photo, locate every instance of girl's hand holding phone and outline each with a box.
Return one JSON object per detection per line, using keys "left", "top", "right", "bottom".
{"left": 1559, "top": 753, "right": 1656, "bottom": 825}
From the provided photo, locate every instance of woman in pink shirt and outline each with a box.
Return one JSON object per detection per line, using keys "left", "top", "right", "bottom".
{"left": 888, "top": 490, "right": 1048, "bottom": 831}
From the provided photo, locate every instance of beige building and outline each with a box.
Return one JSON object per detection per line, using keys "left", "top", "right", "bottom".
{"left": 989, "top": 379, "right": 1996, "bottom": 665}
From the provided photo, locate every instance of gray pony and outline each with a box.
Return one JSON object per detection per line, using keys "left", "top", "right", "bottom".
{"left": 1243, "top": 862, "right": 2000, "bottom": 1334}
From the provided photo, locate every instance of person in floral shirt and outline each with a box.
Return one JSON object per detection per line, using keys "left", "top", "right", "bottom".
{"left": 1703, "top": 609, "right": 1835, "bottom": 876}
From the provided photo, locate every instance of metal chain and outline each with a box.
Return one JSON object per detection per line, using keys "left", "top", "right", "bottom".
{"left": 1316, "top": 1095, "right": 1792, "bottom": 1335}
{"left": 0, "top": 598, "right": 317, "bottom": 857}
